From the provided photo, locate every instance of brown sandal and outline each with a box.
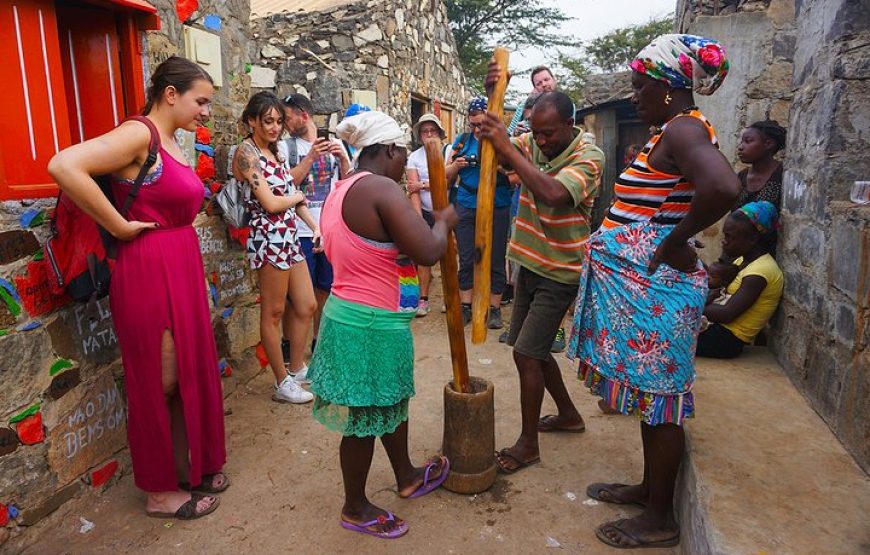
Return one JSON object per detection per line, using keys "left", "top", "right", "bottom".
{"left": 538, "top": 414, "right": 586, "bottom": 433}
{"left": 146, "top": 493, "right": 220, "bottom": 520}
{"left": 179, "top": 472, "right": 230, "bottom": 494}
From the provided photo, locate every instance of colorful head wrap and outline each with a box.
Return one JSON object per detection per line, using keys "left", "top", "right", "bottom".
{"left": 737, "top": 201, "right": 778, "bottom": 234}
{"left": 630, "top": 34, "right": 729, "bottom": 96}
{"left": 468, "top": 97, "right": 487, "bottom": 114}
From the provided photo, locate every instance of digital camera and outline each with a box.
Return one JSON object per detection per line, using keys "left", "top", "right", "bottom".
{"left": 465, "top": 154, "right": 479, "bottom": 167}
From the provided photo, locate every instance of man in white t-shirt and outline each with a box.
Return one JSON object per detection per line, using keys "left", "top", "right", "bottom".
{"left": 406, "top": 113, "right": 450, "bottom": 317}
{"left": 279, "top": 94, "right": 350, "bottom": 359}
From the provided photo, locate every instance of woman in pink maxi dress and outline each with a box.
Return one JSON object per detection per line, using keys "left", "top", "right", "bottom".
{"left": 110, "top": 132, "right": 226, "bottom": 492}
{"left": 49, "top": 57, "right": 226, "bottom": 520}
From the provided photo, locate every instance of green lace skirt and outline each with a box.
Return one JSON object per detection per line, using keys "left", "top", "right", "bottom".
{"left": 308, "top": 295, "right": 416, "bottom": 437}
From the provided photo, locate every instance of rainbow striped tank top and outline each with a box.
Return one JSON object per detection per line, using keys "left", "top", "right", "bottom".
{"left": 601, "top": 108, "right": 718, "bottom": 230}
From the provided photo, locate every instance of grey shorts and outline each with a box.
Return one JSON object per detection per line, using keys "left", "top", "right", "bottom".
{"left": 507, "top": 266, "right": 578, "bottom": 360}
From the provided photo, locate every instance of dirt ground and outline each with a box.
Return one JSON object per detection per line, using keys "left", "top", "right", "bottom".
{"left": 11, "top": 282, "right": 678, "bottom": 555}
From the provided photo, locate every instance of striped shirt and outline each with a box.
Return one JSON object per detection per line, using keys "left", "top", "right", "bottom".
{"left": 601, "top": 109, "right": 718, "bottom": 230}
{"left": 508, "top": 129, "right": 605, "bottom": 285}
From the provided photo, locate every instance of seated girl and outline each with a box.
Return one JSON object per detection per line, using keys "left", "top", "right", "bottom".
{"left": 697, "top": 201, "right": 784, "bottom": 358}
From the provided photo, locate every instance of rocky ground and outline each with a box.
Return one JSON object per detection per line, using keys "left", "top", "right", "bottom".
{"left": 10, "top": 286, "right": 677, "bottom": 554}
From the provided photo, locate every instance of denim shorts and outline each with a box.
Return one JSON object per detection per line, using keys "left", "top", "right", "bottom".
{"left": 299, "top": 237, "right": 333, "bottom": 291}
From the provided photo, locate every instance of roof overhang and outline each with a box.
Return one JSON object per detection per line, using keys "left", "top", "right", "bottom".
{"left": 83, "top": 0, "right": 160, "bottom": 29}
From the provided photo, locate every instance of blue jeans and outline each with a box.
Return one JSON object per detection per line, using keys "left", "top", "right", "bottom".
{"left": 455, "top": 205, "right": 510, "bottom": 294}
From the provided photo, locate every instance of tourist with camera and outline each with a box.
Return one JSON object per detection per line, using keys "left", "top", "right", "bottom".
{"left": 278, "top": 94, "right": 350, "bottom": 378}
{"left": 445, "top": 97, "right": 514, "bottom": 328}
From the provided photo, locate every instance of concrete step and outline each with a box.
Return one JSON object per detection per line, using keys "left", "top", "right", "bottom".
{"left": 677, "top": 347, "right": 870, "bottom": 555}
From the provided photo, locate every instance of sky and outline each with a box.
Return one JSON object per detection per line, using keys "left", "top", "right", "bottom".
{"left": 508, "top": 0, "right": 676, "bottom": 96}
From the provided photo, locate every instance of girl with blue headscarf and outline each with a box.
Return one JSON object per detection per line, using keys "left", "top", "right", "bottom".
{"left": 698, "top": 201, "right": 783, "bottom": 358}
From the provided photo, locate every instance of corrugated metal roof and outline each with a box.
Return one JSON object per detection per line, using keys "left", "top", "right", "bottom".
{"left": 250, "top": 0, "right": 357, "bottom": 17}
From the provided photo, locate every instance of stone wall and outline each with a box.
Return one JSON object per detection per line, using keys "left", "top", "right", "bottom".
{"left": 251, "top": 0, "right": 469, "bottom": 134}
{"left": 0, "top": 0, "right": 258, "bottom": 543}
{"left": 769, "top": 0, "right": 870, "bottom": 473}
{"left": 683, "top": 0, "right": 869, "bottom": 472}
{"left": 681, "top": 0, "right": 796, "bottom": 262}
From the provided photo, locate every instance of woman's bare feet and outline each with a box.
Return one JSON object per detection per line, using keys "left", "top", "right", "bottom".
{"left": 341, "top": 500, "right": 406, "bottom": 535}
{"left": 146, "top": 491, "right": 218, "bottom": 518}
{"left": 586, "top": 482, "right": 648, "bottom": 508}
{"left": 595, "top": 514, "right": 679, "bottom": 548}
{"left": 396, "top": 456, "right": 447, "bottom": 498}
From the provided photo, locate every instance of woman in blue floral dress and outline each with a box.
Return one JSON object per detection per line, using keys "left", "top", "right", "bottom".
{"left": 566, "top": 34, "right": 739, "bottom": 549}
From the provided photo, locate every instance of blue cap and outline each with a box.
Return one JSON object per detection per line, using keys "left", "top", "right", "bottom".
{"left": 468, "top": 97, "right": 487, "bottom": 114}
{"left": 344, "top": 104, "right": 371, "bottom": 119}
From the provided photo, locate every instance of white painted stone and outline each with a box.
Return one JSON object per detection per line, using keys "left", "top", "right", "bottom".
{"left": 260, "top": 44, "right": 284, "bottom": 58}
{"left": 249, "top": 65, "right": 277, "bottom": 88}
{"left": 396, "top": 9, "right": 405, "bottom": 29}
{"left": 356, "top": 23, "right": 382, "bottom": 43}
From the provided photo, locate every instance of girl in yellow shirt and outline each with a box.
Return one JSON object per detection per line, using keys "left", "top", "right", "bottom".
{"left": 698, "top": 201, "right": 783, "bottom": 358}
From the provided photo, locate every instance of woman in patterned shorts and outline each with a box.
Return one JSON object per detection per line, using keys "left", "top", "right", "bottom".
{"left": 233, "top": 91, "right": 318, "bottom": 404}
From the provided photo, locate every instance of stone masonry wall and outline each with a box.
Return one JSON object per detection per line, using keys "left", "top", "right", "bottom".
{"left": 682, "top": 0, "right": 796, "bottom": 262}
{"left": 251, "top": 0, "right": 469, "bottom": 133}
{"left": 769, "top": 0, "right": 870, "bottom": 473}
{"left": 0, "top": 0, "right": 258, "bottom": 544}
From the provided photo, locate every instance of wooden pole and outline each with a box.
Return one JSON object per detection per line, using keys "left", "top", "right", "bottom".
{"left": 472, "top": 47, "right": 510, "bottom": 344}
{"left": 425, "top": 138, "right": 470, "bottom": 394}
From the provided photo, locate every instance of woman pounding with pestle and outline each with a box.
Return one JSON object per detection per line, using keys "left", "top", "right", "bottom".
{"left": 307, "top": 111, "right": 458, "bottom": 539}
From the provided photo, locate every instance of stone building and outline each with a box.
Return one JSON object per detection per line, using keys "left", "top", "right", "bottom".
{"left": 249, "top": 0, "right": 470, "bottom": 142}
{"left": 0, "top": 0, "right": 259, "bottom": 542}
{"left": 679, "top": 0, "right": 869, "bottom": 472}
{"left": 574, "top": 71, "right": 647, "bottom": 228}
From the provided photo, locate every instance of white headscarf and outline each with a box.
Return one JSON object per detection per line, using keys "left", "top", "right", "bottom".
{"left": 336, "top": 111, "right": 408, "bottom": 151}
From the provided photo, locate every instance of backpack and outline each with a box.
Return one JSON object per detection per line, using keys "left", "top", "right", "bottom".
{"left": 281, "top": 136, "right": 311, "bottom": 189}
{"left": 45, "top": 116, "right": 160, "bottom": 303}
{"left": 282, "top": 136, "right": 300, "bottom": 167}
{"left": 216, "top": 144, "right": 251, "bottom": 228}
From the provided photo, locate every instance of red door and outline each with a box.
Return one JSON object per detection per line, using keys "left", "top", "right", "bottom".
{"left": 0, "top": 0, "right": 72, "bottom": 199}
{"left": 56, "top": 3, "right": 126, "bottom": 144}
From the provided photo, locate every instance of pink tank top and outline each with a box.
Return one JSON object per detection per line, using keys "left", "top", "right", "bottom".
{"left": 320, "top": 172, "right": 419, "bottom": 313}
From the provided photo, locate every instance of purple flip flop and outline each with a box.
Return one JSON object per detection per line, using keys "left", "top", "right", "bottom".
{"left": 340, "top": 512, "right": 409, "bottom": 539}
{"left": 408, "top": 455, "right": 451, "bottom": 499}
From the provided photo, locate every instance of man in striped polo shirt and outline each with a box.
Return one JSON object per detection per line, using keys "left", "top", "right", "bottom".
{"left": 479, "top": 88, "right": 605, "bottom": 473}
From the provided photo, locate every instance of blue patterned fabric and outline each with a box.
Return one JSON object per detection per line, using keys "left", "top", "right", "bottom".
{"left": 468, "top": 97, "right": 487, "bottom": 114}
{"left": 737, "top": 200, "right": 778, "bottom": 234}
{"left": 567, "top": 221, "right": 708, "bottom": 425}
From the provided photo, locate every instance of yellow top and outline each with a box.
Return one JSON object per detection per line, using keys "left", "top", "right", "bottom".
{"left": 723, "top": 254, "right": 784, "bottom": 343}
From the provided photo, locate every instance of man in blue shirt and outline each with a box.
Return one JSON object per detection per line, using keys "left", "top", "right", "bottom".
{"left": 445, "top": 97, "right": 514, "bottom": 329}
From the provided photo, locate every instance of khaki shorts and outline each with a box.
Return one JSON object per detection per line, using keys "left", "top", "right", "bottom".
{"left": 507, "top": 266, "right": 579, "bottom": 360}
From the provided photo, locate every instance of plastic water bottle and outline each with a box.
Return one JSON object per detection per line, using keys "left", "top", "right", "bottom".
{"left": 850, "top": 181, "right": 870, "bottom": 205}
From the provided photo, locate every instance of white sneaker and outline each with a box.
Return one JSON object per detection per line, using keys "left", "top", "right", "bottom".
{"left": 272, "top": 376, "right": 313, "bottom": 404}
{"left": 289, "top": 364, "right": 310, "bottom": 385}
